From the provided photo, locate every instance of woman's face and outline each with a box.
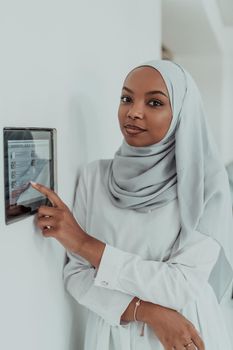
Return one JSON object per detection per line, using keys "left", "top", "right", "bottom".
{"left": 118, "top": 66, "right": 172, "bottom": 147}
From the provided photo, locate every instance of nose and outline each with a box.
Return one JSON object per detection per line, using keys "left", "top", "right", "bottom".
{"left": 127, "top": 106, "right": 144, "bottom": 120}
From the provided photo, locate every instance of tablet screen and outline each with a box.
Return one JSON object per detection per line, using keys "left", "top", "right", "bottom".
{"left": 4, "top": 128, "right": 56, "bottom": 224}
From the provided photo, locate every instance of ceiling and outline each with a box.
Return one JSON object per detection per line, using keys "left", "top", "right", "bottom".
{"left": 217, "top": 0, "right": 233, "bottom": 26}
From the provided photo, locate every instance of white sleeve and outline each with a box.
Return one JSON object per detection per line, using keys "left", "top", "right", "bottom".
{"left": 93, "top": 232, "right": 221, "bottom": 311}
{"left": 63, "top": 165, "right": 133, "bottom": 326}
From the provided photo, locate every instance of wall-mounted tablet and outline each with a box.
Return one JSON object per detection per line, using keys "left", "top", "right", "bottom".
{"left": 4, "top": 127, "right": 57, "bottom": 224}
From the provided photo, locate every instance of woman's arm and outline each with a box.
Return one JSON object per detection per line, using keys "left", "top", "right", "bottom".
{"left": 121, "top": 298, "right": 205, "bottom": 350}
{"left": 64, "top": 248, "right": 205, "bottom": 349}
{"left": 63, "top": 249, "right": 134, "bottom": 326}
{"left": 31, "top": 180, "right": 206, "bottom": 348}
{"left": 31, "top": 180, "right": 220, "bottom": 311}
{"left": 93, "top": 235, "right": 220, "bottom": 311}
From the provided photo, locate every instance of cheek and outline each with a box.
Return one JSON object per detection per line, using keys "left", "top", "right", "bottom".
{"left": 118, "top": 106, "right": 126, "bottom": 125}
{"left": 117, "top": 106, "right": 121, "bottom": 120}
{"left": 148, "top": 110, "right": 172, "bottom": 135}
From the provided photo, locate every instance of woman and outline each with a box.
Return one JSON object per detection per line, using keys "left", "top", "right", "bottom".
{"left": 31, "top": 60, "right": 233, "bottom": 350}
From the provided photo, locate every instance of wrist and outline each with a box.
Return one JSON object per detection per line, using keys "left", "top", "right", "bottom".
{"left": 76, "top": 232, "right": 106, "bottom": 268}
{"left": 137, "top": 300, "right": 160, "bottom": 325}
{"left": 136, "top": 300, "right": 150, "bottom": 324}
{"left": 121, "top": 298, "right": 154, "bottom": 325}
{"left": 72, "top": 224, "right": 88, "bottom": 253}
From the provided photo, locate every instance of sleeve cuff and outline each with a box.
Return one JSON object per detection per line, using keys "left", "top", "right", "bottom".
{"left": 65, "top": 264, "right": 133, "bottom": 326}
{"left": 94, "top": 244, "right": 128, "bottom": 291}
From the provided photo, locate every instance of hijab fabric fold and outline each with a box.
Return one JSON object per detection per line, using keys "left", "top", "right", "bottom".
{"left": 105, "top": 60, "right": 233, "bottom": 301}
{"left": 108, "top": 137, "right": 177, "bottom": 211}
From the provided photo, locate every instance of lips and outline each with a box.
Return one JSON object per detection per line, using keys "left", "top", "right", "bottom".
{"left": 124, "top": 124, "right": 146, "bottom": 135}
{"left": 124, "top": 123, "right": 146, "bottom": 131}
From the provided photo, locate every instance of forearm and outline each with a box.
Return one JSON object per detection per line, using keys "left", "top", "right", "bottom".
{"left": 64, "top": 259, "right": 133, "bottom": 326}
{"left": 72, "top": 227, "right": 106, "bottom": 268}
{"left": 123, "top": 299, "right": 205, "bottom": 350}
{"left": 94, "top": 240, "right": 220, "bottom": 310}
{"left": 120, "top": 297, "right": 155, "bottom": 324}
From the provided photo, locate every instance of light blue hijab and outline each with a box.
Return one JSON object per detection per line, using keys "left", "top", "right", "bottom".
{"left": 106, "top": 60, "right": 233, "bottom": 301}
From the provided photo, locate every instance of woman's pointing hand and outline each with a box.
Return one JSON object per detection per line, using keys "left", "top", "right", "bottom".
{"left": 30, "top": 182, "right": 86, "bottom": 253}
{"left": 30, "top": 181, "right": 105, "bottom": 267}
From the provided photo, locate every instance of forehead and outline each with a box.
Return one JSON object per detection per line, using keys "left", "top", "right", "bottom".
{"left": 124, "top": 66, "right": 169, "bottom": 94}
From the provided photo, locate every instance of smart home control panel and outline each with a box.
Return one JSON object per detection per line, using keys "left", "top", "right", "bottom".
{"left": 4, "top": 127, "right": 56, "bottom": 224}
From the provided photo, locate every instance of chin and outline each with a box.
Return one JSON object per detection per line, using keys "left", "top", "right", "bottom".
{"left": 124, "top": 134, "right": 161, "bottom": 147}
{"left": 124, "top": 136, "right": 149, "bottom": 147}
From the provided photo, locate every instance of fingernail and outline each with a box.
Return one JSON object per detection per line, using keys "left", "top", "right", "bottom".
{"left": 30, "top": 181, "right": 37, "bottom": 186}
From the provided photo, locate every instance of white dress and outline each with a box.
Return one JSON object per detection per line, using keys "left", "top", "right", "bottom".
{"left": 63, "top": 160, "right": 232, "bottom": 350}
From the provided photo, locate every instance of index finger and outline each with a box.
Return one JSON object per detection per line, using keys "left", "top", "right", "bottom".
{"left": 191, "top": 333, "right": 205, "bottom": 350}
{"left": 30, "top": 181, "right": 65, "bottom": 208}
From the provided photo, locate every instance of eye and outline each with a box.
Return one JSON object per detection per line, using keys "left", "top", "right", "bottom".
{"left": 148, "top": 99, "right": 163, "bottom": 108}
{"left": 120, "top": 95, "right": 132, "bottom": 104}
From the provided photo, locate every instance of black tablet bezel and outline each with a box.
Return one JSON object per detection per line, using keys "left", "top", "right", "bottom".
{"left": 3, "top": 127, "right": 56, "bottom": 224}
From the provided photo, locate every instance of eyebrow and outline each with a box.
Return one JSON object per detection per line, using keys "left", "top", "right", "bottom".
{"left": 122, "top": 86, "right": 168, "bottom": 98}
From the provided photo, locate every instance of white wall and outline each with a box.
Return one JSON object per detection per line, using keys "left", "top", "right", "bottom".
{"left": 0, "top": 1, "right": 161, "bottom": 349}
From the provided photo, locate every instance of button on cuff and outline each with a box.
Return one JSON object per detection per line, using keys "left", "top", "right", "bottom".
{"left": 94, "top": 244, "right": 125, "bottom": 290}
{"left": 101, "top": 280, "right": 109, "bottom": 286}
